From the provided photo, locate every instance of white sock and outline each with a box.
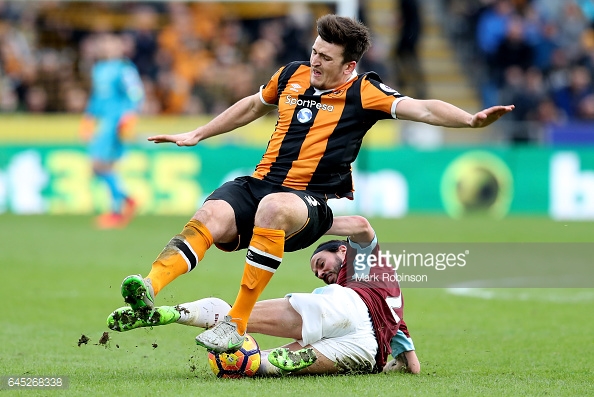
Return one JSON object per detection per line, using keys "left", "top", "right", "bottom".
{"left": 256, "top": 351, "right": 283, "bottom": 377}
{"left": 175, "top": 297, "right": 231, "bottom": 328}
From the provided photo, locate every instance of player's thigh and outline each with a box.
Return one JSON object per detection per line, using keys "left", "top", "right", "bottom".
{"left": 204, "top": 177, "right": 258, "bottom": 251}
{"left": 89, "top": 117, "right": 122, "bottom": 162}
{"left": 249, "top": 298, "right": 302, "bottom": 340}
{"left": 255, "top": 192, "right": 309, "bottom": 233}
{"left": 204, "top": 177, "right": 332, "bottom": 252}
{"left": 287, "top": 285, "right": 377, "bottom": 372}
{"left": 88, "top": 132, "right": 121, "bottom": 163}
{"left": 282, "top": 191, "right": 333, "bottom": 252}
{"left": 287, "top": 285, "right": 369, "bottom": 342}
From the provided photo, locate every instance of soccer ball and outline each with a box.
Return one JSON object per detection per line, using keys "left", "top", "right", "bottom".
{"left": 207, "top": 333, "right": 261, "bottom": 378}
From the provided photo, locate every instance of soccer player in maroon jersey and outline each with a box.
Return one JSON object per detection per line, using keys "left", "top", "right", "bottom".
{"left": 108, "top": 216, "right": 420, "bottom": 375}
{"left": 115, "top": 14, "right": 513, "bottom": 353}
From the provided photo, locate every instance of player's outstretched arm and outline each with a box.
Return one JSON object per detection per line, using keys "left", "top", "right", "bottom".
{"left": 396, "top": 98, "right": 514, "bottom": 128}
{"left": 326, "top": 215, "right": 375, "bottom": 246}
{"left": 148, "top": 93, "right": 275, "bottom": 146}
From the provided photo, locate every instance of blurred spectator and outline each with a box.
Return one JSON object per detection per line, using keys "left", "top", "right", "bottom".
{"left": 157, "top": 2, "right": 214, "bottom": 113}
{"left": 249, "top": 38, "right": 280, "bottom": 89}
{"left": 393, "top": 0, "right": 426, "bottom": 98}
{"left": 476, "top": 0, "right": 514, "bottom": 107}
{"left": 476, "top": 0, "right": 514, "bottom": 57}
{"left": 0, "top": 2, "right": 386, "bottom": 116}
{"left": 25, "top": 85, "right": 47, "bottom": 112}
{"left": 492, "top": 16, "right": 534, "bottom": 87}
{"left": 499, "top": 66, "right": 546, "bottom": 142}
{"left": 443, "top": 0, "right": 594, "bottom": 143}
{"left": 0, "top": 79, "right": 18, "bottom": 112}
{"left": 63, "top": 83, "right": 87, "bottom": 113}
{"left": 139, "top": 77, "right": 161, "bottom": 115}
{"left": 359, "top": 40, "right": 390, "bottom": 81}
{"left": 127, "top": 5, "right": 159, "bottom": 80}
{"left": 535, "top": 97, "right": 564, "bottom": 124}
{"left": 546, "top": 47, "right": 571, "bottom": 92}
{"left": 551, "top": 64, "right": 594, "bottom": 120}
{"left": 276, "top": 4, "right": 313, "bottom": 65}
{"left": 37, "top": 49, "right": 65, "bottom": 112}
{"left": 2, "top": 0, "right": 592, "bottom": 146}
{"left": 531, "top": 20, "right": 559, "bottom": 72}
{"left": 578, "top": 93, "right": 594, "bottom": 119}
{"left": 554, "top": 2, "right": 589, "bottom": 62}
{"left": 0, "top": 13, "right": 36, "bottom": 110}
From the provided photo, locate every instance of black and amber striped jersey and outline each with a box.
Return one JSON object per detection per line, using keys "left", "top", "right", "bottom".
{"left": 252, "top": 61, "right": 406, "bottom": 199}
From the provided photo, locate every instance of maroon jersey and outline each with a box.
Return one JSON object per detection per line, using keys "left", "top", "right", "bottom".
{"left": 337, "top": 237, "right": 402, "bottom": 370}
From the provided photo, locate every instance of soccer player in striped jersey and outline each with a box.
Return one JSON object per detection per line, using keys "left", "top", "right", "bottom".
{"left": 108, "top": 216, "right": 420, "bottom": 375}
{"left": 117, "top": 14, "right": 513, "bottom": 353}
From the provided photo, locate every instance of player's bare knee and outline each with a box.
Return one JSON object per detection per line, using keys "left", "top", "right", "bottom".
{"left": 255, "top": 194, "right": 306, "bottom": 230}
{"left": 192, "top": 200, "right": 236, "bottom": 240}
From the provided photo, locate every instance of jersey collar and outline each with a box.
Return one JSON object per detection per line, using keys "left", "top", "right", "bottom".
{"left": 313, "top": 70, "right": 358, "bottom": 96}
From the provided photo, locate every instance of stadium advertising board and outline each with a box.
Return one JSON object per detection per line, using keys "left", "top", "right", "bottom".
{"left": 1, "top": 145, "right": 594, "bottom": 219}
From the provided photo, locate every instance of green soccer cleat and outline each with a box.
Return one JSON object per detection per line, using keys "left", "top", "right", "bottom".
{"left": 268, "top": 347, "right": 317, "bottom": 372}
{"left": 121, "top": 274, "right": 155, "bottom": 311}
{"left": 107, "top": 306, "right": 181, "bottom": 332}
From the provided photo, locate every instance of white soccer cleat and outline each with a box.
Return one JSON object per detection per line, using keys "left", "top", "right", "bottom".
{"left": 195, "top": 315, "right": 245, "bottom": 353}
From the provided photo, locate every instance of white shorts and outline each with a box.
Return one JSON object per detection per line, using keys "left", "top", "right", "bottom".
{"left": 286, "top": 284, "right": 377, "bottom": 372}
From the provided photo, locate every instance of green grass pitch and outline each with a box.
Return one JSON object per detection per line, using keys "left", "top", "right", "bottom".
{"left": 1, "top": 214, "right": 593, "bottom": 396}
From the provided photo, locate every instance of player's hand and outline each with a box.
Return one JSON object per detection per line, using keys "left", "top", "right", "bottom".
{"left": 79, "top": 116, "right": 96, "bottom": 141}
{"left": 470, "top": 105, "right": 515, "bottom": 128}
{"left": 147, "top": 130, "right": 200, "bottom": 146}
{"left": 382, "top": 357, "right": 406, "bottom": 373}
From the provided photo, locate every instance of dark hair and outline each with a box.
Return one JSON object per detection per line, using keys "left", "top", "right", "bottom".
{"left": 311, "top": 239, "right": 347, "bottom": 258}
{"left": 316, "top": 14, "right": 372, "bottom": 63}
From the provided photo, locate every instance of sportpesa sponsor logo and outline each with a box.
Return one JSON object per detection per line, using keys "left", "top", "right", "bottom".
{"left": 285, "top": 95, "right": 334, "bottom": 112}
{"left": 297, "top": 108, "right": 313, "bottom": 123}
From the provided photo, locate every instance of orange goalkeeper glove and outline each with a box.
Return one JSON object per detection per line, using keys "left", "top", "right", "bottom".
{"left": 118, "top": 113, "right": 138, "bottom": 141}
{"left": 79, "top": 116, "right": 96, "bottom": 142}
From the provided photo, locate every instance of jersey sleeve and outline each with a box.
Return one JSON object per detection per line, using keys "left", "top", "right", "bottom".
{"left": 360, "top": 77, "right": 409, "bottom": 120}
{"left": 259, "top": 65, "right": 284, "bottom": 106}
{"left": 346, "top": 235, "right": 378, "bottom": 280}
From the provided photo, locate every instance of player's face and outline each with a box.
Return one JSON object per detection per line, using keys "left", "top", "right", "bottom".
{"left": 310, "top": 36, "right": 356, "bottom": 90}
{"left": 100, "top": 34, "right": 124, "bottom": 59}
{"left": 310, "top": 246, "right": 346, "bottom": 285}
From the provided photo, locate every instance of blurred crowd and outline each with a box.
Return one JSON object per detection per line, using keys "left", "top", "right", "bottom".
{"left": 443, "top": 0, "right": 594, "bottom": 141}
{"left": 2, "top": 0, "right": 594, "bottom": 143}
{"left": 0, "top": 1, "right": 325, "bottom": 115}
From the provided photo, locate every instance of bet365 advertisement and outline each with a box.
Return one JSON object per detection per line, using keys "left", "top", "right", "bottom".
{"left": 2, "top": 145, "right": 594, "bottom": 220}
